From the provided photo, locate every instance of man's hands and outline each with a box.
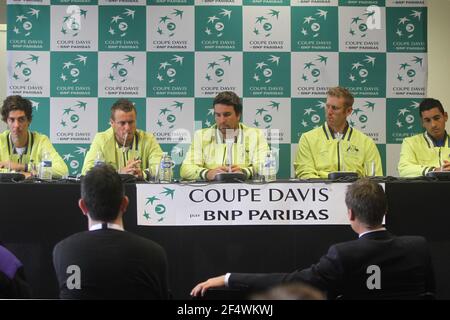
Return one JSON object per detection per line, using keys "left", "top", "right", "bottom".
{"left": 190, "top": 275, "right": 226, "bottom": 297}
{"left": 206, "top": 165, "right": 243, "bottom": 181}
{"left": 119, "top": 159, "right": 143, "bottom": 178}
{"left": 435, "top": 160, "right": 450, "bottom": 172}
{"left": 0, "top": 161, "right": 25, "bottom": 172}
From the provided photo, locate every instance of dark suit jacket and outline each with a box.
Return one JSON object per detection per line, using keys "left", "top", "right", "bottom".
{"left": 0, "top": 245, "right": 32, "bottom": 299}
{"left": 53, "top": 229, "right": 170, "bottom": 300}
{"left": 229, "top": 231, "right": 435, "bottom": 299}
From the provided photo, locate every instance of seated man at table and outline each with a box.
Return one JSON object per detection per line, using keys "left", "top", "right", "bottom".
{"left": 180, "top": 91, "right": 269, "bottom": 181}
{"left": 0, "top": 244, "right": 32, "bottom": 298}
{"left": 398, "top": 98, "right": 450, "bottom": 177}
{"left": 53, "top": 164, "right": 170, "bottom": 299}
{"left": 191, "top": 179, "right": 435, "bottom": 300}
{"left": 293, "top": 87, "right": 382, "bottom": 179}
{"left": 81, "top": 98, "right": 163, "bottom": 179}
{"left": 0, "top": 95, "right": 68, "bottom": 178}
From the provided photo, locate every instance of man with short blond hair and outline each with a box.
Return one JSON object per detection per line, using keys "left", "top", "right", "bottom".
{"left": 294, "top": 86, "right": 382, "bottom": 179}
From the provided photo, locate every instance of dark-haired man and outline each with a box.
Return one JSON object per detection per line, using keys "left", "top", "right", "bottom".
{"left": 398, "top": 98, "right": 450, "bottom": 177}
{"left": 53, "top": 165, "right": 170, "bottom": 299}
{"left": 0, "top": 95, "right": 68, "bottom": 177}
{"left": 191, "top": 179, "right": 435, "bottom": 299}
{"left": 81, "top": 99, "right": 163, "bottom": 178}
{"left": 180, "top": 91, "right": 269, "bottom": 181}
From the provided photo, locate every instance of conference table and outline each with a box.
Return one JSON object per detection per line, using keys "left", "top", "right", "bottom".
{"left": 0, "top": 179, "right": 449, "bottom": 299}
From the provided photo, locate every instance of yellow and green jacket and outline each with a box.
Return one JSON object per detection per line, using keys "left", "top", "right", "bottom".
{"left": 0, "top": 130, "right": 68, "bottom": 178}
{"left": 398, "top": 132, "right": 450, "bottom": 177}
{"left": 82, "top": 127, "right": 163, "bottom": 175}
{"left": 180, "top": 123, "right": 270, "bottom": 180}
{"left": 294, "top": 124, "right": 383, "bottom": 179}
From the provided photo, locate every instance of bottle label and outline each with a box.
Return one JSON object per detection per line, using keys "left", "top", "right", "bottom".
{"left": 42, "top": 160, "right": 52, "bottom": 168}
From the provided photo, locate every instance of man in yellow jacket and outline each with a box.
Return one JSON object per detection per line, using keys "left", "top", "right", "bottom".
{"left": 180, "top": 91, "right": 269, "bottom": 181}
{"left": 0, "top": 95, "right": 68, "bottom": 178}
{"left": 294, "top": 87, "right": 382, "bottom": 179}
{"left": 398, "top": 98, "right": 450, "bottom": 177}
{"left": 82, "top": 99, "right": 163, "bottom": 179}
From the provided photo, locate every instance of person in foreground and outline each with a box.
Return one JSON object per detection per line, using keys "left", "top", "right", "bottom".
{"left": 81, "top": 98, "right": 163, "bottom": 179}
{"left": 53, "top": 164, "right": 170, "bottom": 299}
{"left": 191, "top": 179, "right": 435, "bottom": 299}
{"left": 398, "top": 98, "right": 450, "bottom": 177}
{"left": 180, "top": 91, "right": 269, "bottom": 181}
{"left": 0, "top": 244, "right": 32, "bottom": 298}
{"left": 294, "top": 87, "right": 382, "bottom": 178}
{"left": 0, "top": 95, "right": 68, "bottom": 178}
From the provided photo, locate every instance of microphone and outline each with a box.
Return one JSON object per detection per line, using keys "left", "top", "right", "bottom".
{"left": 225, "top": 138, "right": 234, "bottom": 172}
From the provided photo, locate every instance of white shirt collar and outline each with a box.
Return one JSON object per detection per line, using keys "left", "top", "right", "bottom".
{"left": 89, "top": 222, "right": 124, "bottom": 232}
{"left": 359, "top": 227, "right": 386, "bottom": 238}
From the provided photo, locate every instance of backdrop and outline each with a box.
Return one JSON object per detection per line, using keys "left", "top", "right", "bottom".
{"left": 6, "top": 0, "right": 428, "bottom": 178}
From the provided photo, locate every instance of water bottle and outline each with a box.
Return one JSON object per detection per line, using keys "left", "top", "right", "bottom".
{"left": 94, "top": 150, "right": 105, "bottom": 167}
{"left": 39, "top": 150, "right": 52, "bottom": 181}
{"left": 159, "top": 152, "right": 174, "bottom": 183}
{"left": 263, "top": 150, "right": 276, "bottom": 182}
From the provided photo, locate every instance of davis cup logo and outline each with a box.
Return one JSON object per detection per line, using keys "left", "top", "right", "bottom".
{"left": 396, "top": 101, "right": 420, "bottom": 130}
{"left": 157, "top": 54, "right": 184, "bottom": 84}
{"left": 348, "top": 55, "right": 376, "bottom": 84}
{"left": 301, "top": 101, "right": 326, "bottom": 129}
{"left": 61, "top": 9, "right": 87, "bottom": 37}
{"left": 350, "top": 101, "right": 375, "bottom": 130}
{"left": 301, "top": 9, "right": 327, "bottom": 38}
{"left": 60, "top": 54, "right": 87, "bottom": 84}
{"left": 396, "top": 56, "right": 423, "bottom": 84}
{"left": 108, "top": 55, "right": 135, "bottom": 83}
{"left": 63, "top": 146, "right": 87, "bottom": 175}
{"left": 253, "top": 9, "right": 280, "bottom": 37}
{"left": 108, "top": 8, "right": 135, "bottom": 38}
{"left": 12, "top": 7, "right": 40, "bottom": 37}
{"left": 253, "top": 55, "right": 280, "bottom": 84}
{"left": 396, "top": 10, "right": 422, "bottom": 39}
{"left": 205, "top": 55, "right": 232, "bottom": 83}
{"left": 349, "top": 10, "right": 376, "bottom": 38}
{"left": 157, "top": 9, "right": 183, "bottom": 37}
{"left": 253, "top": 101, "right": 280, "bottom": 129}
{"left": 60, "top": 101, "right": 87, "bottom": 129}
{"left": 204, "top": 9, "right": 232, "bottom": 38}
{"left": 156, "top": 101, "right": 183, "bottom": 129}
{"left": 12, "top": 54, "right": 39, "bottom": 82}
{"left": 143, "top": 187, "right": 175, "bottom": 223}
{"left": 301, "top": 55, "right": 328, "bottom": 84}
{"left": 202, "top": 108, "right": 215, "bottom": 127}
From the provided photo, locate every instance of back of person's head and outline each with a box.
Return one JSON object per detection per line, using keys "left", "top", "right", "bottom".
{"left": 81, "top": 164, "right": 124, "bottom": 222}
{"left": 251, "top": 283, "right": 326, "bottom": 300}
{"left": 1, "top": 95, "right": 33, "bottom": 122}
{"left": 213, "top": 91, "right": 242, "bottom": 115}
{"left": 110, "top": 98, "right": 136, "bottom": 119}
{"left": 327, "top": 86, "right": 354, "bottom": 108}
{"left": 345, "top": 179, "right": 386, "bottom": 227}
{"left": 419, "top": 98, "right": 444, "bottom": 116}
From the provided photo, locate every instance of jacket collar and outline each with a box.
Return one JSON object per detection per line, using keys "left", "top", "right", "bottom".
{"left": 359, "top": 230, "right": 392, "bottom": 240}
{"left": 322, "top": 122, "right": 353, "bottom": 141}
{"left": 7, "top": 130, "right": 34, "bottom": 156}
{"left": 423, "top": 131, "right": 449, "bottom": 148}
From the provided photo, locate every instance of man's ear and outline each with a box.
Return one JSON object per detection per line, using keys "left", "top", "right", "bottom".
{"left": 347, "top": 208, "right": 356, "bottom": 221}
{"left": 119, "top": 196, "right": 129, "bottom": 215}
{"left": 78, "top": 198, "right": 89, "bottom": 217}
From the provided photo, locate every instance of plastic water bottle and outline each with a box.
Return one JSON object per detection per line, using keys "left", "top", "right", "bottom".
{"left": 263, "top": 150, "right": 277, "bottom": 182}
{"left": 159, "top": 152, "right": 174, "bottom": 183}
{"left": 39, "top": 150, "right": 52, "bottom": 181}
{"left": 94, "top": 150, "right": 105, "bottom": 167}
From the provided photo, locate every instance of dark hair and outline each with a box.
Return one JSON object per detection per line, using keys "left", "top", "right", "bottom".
{"left": 419, "top": 98, "right": 445, "bottom": 116}
{"left": 81, "top": 165, "right": 125, "bottom": 222}
{"left": 110, "top": 98, "right": 136, "bottom": 120}
{"left": 1, "top": 95, "right": 33, "bottom": 122}
{"left": 345, "top": 179, "right": 386, "bottom": 227}
{"left": 213, "top": 91, "right": 242, "bottom": 115}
